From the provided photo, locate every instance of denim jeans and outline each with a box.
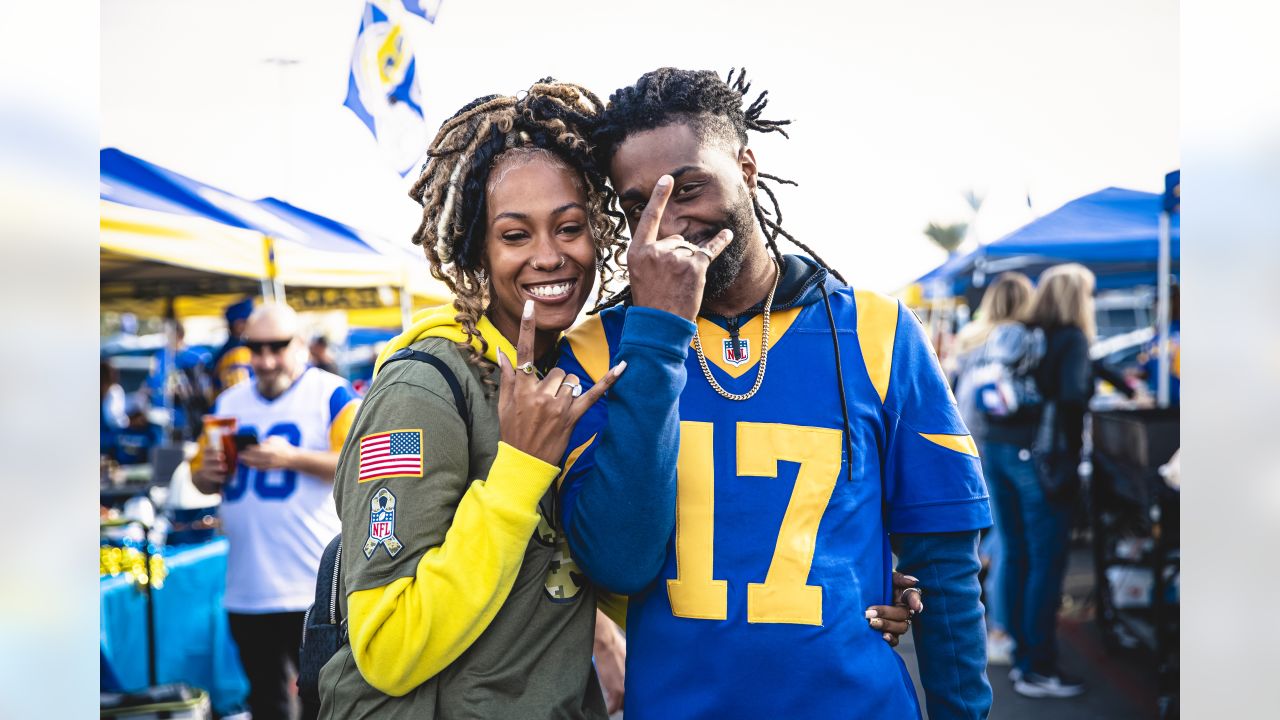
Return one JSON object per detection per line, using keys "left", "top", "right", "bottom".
{"left": 980, "top": 441, "right": 1072, "bottom": 676}
{"left": 979, "top": 520, "right": 1008, "bottom": 633}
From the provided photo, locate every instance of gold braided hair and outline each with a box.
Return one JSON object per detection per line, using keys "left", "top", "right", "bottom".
{"left": 408, "top": 79, "right": 628, "bottom": 391}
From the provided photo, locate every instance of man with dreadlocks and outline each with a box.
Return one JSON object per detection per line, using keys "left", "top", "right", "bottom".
{"left": 557, "top": 68, "right": 993, "bottom": 719}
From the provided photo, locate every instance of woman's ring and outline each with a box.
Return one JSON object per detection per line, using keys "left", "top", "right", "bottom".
{"left": 899, "top": 587, "right": 923, "bottom": 604}
{"left": 517, "top": 361, "right": 537, "bottom": 375}
{"left": 562, "top": 382, "right": 583, "bottom": 397}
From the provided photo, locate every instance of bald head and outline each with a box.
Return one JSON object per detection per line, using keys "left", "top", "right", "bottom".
{"left": 244, "top": 302, "right": 301, "bottom": 341}
{"left": 243, "top": 302, "right": 307, "bottom": 398}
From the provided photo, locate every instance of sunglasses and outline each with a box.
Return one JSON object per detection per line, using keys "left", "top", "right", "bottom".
{"left": 243, "top": 338, "right": 293, "bottom": 354}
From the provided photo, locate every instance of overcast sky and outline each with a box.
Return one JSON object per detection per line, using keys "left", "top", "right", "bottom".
{"left": 101, "top": 0, "right": 1178, "bottom": 293}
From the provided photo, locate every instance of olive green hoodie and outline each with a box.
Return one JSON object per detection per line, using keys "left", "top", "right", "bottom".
{"left": 319, "top": 305, "right": 607, "bottom": 720}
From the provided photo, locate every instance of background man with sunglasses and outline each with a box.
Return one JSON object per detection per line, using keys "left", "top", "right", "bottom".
{"left": 193, "top": 302, "right": 360, "bottom": 720}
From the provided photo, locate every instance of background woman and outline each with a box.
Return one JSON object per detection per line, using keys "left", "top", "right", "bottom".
{"left": 983, "top": 263, "right": 1097, "bottom": 699}
{"left": 953, "top": 272, "right": 1035, "bottom": 668}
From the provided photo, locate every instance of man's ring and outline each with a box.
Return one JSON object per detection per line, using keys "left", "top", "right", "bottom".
{"left": 562, "top": 382, "right": 583, "bottom": 398}
{"left": 517, "top": 361, "right": 537, "bottom": 375}
{"left": 675, "top": 244, "right": 713, "bottom": 259}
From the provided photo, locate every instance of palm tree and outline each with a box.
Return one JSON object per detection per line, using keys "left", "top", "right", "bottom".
{"left": 923, "top": 221, "right": 968, "bottom": 255}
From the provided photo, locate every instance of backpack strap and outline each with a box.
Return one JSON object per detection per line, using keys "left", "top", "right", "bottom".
{"left": 314, "top": 534, "right": 344, "bottom": 624}
{"left": 381, "top": 348, "right": 472, "bottom": 431}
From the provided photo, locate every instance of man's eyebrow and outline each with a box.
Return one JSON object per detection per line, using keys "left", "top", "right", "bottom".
{"left": 618, "top": 165, "right": 702, "bottom": 203}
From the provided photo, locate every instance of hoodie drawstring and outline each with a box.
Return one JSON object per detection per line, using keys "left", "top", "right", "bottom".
{"left": 819, "top": 283, "right": 856, "bottom": 482}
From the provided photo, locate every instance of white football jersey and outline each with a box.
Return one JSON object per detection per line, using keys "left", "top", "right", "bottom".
{"left": 214, "top": 367, "right": 357, "bottom": 613}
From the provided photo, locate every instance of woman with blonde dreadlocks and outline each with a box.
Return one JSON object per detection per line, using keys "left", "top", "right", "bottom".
{"left": 317, "top": 80, "right": 630, "bottom": 719}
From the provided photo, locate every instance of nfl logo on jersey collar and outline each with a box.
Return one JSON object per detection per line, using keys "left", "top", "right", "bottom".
{"left": 722, "top": 337, "right": 751, "bottom": 367}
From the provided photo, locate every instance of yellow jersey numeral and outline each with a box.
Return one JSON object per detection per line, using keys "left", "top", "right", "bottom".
{"left": 668, "top": 421, "right": 843, "bottom": 626}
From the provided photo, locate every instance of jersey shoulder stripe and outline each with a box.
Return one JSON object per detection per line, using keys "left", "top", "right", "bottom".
{"left": 328, "top": 382, "right": 359, "bottom": 422}
{"left": 851, "top": 288, "right": 900, "bottom": 403}
{"left": 562, "top": 305, "right": 627, "bottom": 384}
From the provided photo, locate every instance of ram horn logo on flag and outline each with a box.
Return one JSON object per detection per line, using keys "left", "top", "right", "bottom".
{"left": 344, "top": 2, "right": 429, "bottom": 176}
{"left": 400, "top": 0, "right": 443, "bottom": 22}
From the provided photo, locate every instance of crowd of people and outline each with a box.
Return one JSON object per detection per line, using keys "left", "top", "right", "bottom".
{"left": 101, "top": 66, "right": 1180, "bottom": 720}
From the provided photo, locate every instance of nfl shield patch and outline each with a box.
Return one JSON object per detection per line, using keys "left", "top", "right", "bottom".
{"left": 723, "top": 337, "right": 751, "bottom": 367}
{"left": 364, "top": 488, "right": 404, "bottom": 559}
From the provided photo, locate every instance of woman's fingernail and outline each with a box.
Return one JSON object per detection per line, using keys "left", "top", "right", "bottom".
{"left": 884, "top": 633, "right": 893, "bottom": 642}
{"left": 870, "top": 618, "right": 882, "bottom": 628}
{"left": 903, "top": 575, "right": 919, "bottom": 583}
{"left": 523, "top": 299, "right": 534, "bottom": 318}
{"left": 864, "top": 609, "right": 878, "bottom": 618}
{"left": 656, "top": 175, "right": 671, "bottom": 187}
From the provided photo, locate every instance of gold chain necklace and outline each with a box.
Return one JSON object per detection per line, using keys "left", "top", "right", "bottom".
{"left": 691, "top": 260, "right": 781, "bottom": 401}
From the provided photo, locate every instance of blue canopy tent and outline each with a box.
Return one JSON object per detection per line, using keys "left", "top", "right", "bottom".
{"left": 100, "top": 148, "right": 447, "bottom": 434}
{"left": 913, "top": 174, "right": 1181, "bottom": 406}
{"left": 914, "top": 186, "right": 1181, "bottom": 300}
{"left": 100, "top": 147, "right": 428, "bottom": 304}
{"left": 249, "top": 196, "right": 447, "bottom": 320}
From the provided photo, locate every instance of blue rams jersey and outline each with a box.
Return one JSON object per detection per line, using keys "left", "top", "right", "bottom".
{"left": 557, "top": 286, "right": 991, "bottom": 720}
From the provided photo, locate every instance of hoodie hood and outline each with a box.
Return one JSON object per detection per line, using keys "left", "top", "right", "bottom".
{"left": 373, "top": 304, "right": 517, "bottom": 377}
{"left": 713, "top": 253, "right": 842, "bottom": 321}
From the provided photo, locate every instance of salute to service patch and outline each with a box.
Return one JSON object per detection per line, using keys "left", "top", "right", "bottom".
{"left": 358, "top": 429, "right": 424, "bottom": 482}
{"left": 365, "top": 488, "right": 403, "bottom": 559}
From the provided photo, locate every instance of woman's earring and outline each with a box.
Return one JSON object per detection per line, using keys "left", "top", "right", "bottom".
{"left": 476, "top": 268, "right": 488, "bottom": 285}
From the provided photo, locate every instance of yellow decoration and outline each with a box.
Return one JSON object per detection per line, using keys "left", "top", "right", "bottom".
{"left": 100, "top": 545, "right": 168, "bottom": 589}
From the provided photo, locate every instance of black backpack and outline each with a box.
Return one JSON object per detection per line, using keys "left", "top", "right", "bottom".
{"left": 298, "top": 349, "right": 470, "bottom": 715}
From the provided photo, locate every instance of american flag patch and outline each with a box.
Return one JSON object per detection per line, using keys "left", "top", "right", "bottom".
{"left": 358, "top": 429, "right": 424, "bottom": 483}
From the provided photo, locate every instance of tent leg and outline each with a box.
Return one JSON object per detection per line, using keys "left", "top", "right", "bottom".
{"left": 1156, "top": 211, "right": 1171, "bottom": 407}
{"left": 161, "top": 299, "right": 177, "bottom": 441}
{"left": 400, "top": 285, "right": 412, "bottom": 330}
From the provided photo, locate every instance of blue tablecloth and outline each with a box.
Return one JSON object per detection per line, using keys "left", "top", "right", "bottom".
{"left": 100, "top": 538, "right": 249, "bottom": 715}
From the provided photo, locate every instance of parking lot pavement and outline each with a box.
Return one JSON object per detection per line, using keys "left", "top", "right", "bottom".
{"left": 898, "top": 546, "right": 1160, "bottom": 719}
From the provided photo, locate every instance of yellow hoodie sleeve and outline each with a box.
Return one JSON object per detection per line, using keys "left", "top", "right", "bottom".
{"left": 346, "top": 442, "right": 557, "bottom": 696}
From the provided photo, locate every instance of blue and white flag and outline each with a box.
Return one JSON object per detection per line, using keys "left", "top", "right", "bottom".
{"left": 344, "top": 2, "right": 429, "bottom": 176}
{"left": 400, "top": 0, "right": 443, "bottom": 22}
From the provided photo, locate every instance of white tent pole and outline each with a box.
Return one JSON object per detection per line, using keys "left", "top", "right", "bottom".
{"left": 161, "top": 299, "right": 177, "bottom": 440}
{"left": 1156, "top": 211, "right": 1171, "bottom": 407}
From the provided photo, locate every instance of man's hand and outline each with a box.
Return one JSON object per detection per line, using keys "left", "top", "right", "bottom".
{"left": 239, "top": 435, "right": 298, "bottom": 470}
{"left": 192, "top": 441, "right": 227, "bottom": 495}
{"left": 866, "top": 571, "right": 924, "bottom": 647}
{"left": 626, "top": 175, "right": 735, "bottom": 322}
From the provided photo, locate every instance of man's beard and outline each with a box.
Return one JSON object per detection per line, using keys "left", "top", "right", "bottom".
{"left": 256, "top": 370, "right": 294, "bottom": 399}
{"left": 687, "top": 191, "right": 757, "bottom": 303}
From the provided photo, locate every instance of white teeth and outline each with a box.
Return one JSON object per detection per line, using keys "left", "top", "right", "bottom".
{"left": 528, "top": 282, "right": 572, "bottom": 299}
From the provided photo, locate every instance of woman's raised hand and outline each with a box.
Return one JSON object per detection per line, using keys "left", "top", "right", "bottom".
{"left": 498, "top": 300, "right": 625, "bottom": 465}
